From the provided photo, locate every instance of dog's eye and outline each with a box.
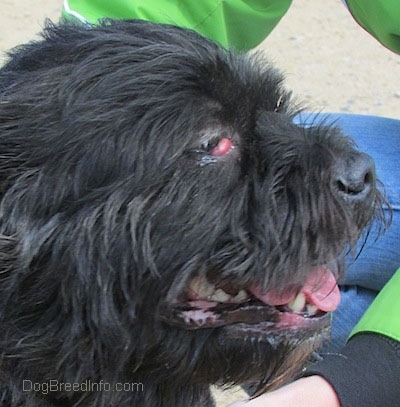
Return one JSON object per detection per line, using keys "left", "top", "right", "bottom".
{"left": 204, "top": 137, "right": 233, "bottom": 157}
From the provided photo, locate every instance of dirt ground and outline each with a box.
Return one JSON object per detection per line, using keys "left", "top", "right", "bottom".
{"left": 1, "top": 1, "right": 399, "bottom": 406}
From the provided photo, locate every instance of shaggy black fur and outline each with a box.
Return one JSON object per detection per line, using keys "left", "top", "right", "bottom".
{"left": 0, "top": 20, "right": 385, "bottom": 406}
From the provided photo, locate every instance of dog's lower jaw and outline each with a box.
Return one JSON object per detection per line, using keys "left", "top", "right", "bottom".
{"left": 139, "top": 318, "right": 330, "bottom": 400}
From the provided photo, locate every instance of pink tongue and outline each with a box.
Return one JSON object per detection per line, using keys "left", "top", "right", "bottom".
{"left": 249, "top": 265, "right": 341, "bottom": 312}
{"left": 302, "top": 266, "right": 341, "bottom": 312}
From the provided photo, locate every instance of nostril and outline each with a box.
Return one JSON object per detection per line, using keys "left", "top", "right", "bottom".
{"left": 337, "top": 170, "right": 373, "bottom": 195}
{"left": 335, "top": 153, "right": 376, "bottom": 199}
{"left": 363, "top": 170, "right": 374, "bottom": 188}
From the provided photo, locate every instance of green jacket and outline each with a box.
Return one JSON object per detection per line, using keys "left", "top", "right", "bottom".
{"left": 62, "top": 0, "right": 400, "bottom": 343}
{"left": 62, "top": 0, "right": 400, "bottom": 53}
{"left": 344, "top": 0, "right": 400, "bottom": 55}
{"left": 62, "top": 0, "right": 291, "bottom": 51}
{"left": 351, "top": 268, "right": 400, "bottom": 342}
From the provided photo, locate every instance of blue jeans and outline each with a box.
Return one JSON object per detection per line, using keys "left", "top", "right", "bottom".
{"left": 296, "top": 113, "right": 400, "bottom": 351}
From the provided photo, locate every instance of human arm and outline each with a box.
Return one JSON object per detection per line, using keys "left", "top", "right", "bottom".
{"left": 308, "top": 267, "right": 400, "bottom": 406}
{"left": 228, "top": 376, "right": 340, "bottom": 407}
{"left": 303, "top": 334, "right": 400, "bottom": 407}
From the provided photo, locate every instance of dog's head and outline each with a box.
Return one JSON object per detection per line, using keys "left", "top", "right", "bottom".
{"left": 0, "top": 20, "right": 385, "bottom": 398}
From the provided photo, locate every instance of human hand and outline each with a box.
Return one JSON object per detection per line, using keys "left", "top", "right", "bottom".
{"left": 227, "top": 376, "right": 340, "bottom": 407}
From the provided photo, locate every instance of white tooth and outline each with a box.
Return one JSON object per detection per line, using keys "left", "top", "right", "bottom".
{"left": 208, "top": 288, "right": 232, "bottom": 303}
{"left": 306, "top": 304, "right": 319, "bottom": 316}
{"left": 288, "top": 292, "right": 306, "bottom": 313}
{"left": 231, "top": 289, "right": 249, "bottom": 303}
{"left": 189, "top": 276, "right": 215, "bottom": 298}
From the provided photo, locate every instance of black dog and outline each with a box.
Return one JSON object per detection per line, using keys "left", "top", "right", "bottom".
{"left": 0, "top": 20, "right": 384, "bottom": 406}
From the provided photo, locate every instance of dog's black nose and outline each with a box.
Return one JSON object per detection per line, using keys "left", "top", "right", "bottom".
{"left": 335, "top": 152, "right": 376, "bottom": 200}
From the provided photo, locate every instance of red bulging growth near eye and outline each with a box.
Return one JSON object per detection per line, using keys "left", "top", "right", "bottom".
{"left": 210, "top": 138, "right": 233, "bottom": 156}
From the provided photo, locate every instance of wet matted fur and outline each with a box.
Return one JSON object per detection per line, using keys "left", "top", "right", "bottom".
{"left": 0, "top": 20, "right": 385, "bottom": 406}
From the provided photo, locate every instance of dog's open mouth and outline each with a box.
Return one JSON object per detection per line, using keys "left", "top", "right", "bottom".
{"left": 160, "top": 265, "right": 340, "bottom": 332}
